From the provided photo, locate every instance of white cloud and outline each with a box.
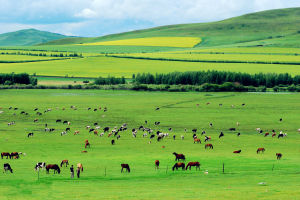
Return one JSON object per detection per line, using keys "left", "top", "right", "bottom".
{"left": 75, "top": 8, "right": 98, "bottom": 19}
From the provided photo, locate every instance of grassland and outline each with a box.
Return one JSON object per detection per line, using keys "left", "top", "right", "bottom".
{"left": 78, "top": 37, "right": 202, "bottom": 48}
{"left": 0, "top": 90, "right": 299, "bottom": 199}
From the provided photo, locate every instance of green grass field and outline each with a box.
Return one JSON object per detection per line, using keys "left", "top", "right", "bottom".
{"left": 0, "top": 90, "right": 299, "bottom": 199}
{"left": 0, "top": 55, "right": 299, "bottom": 78}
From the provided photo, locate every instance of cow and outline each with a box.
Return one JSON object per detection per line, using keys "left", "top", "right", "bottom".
{"left": 233, "top": 150, "right": 241, "bottom": 154}
{"left": 229, "top": 128, "right": 236, "bottom": 131}
{"left": 35, "top": 162, "right": 46, "bottom": 171}
{"left": 111, "top": 140, "right": 115, "bottom": 145}
{"left": 3, "top": 163, "right": 13, "bottom": 173}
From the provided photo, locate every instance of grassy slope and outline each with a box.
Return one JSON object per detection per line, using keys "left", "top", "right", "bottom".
{"left": 0, "top": 29, "right": 68, "bottom": 46}
{"left": 0, "top": 90, "right": 299, "bottom": 199}
{"left": 42, "top": 7, "right": 300, "bottom": 48}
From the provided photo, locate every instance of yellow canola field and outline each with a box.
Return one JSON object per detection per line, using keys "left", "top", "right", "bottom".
{"left": 77, "top": 37, "right": 201, "bottom": 48}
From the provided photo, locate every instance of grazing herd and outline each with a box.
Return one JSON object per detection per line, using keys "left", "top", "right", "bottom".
{"left": 1, "top": 102, "right": 294, "bottom": 176}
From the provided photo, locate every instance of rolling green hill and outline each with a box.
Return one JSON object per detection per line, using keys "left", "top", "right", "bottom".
{"left": 42, "top": 7, "right": 300, "bottom": 48}
{"left": 0, "top": 29, "right": 69, "bottom": 46}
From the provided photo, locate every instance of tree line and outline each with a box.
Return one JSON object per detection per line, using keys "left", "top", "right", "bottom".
{"left": 0, "top": 73, "right": 37, "bottom": 85}
{"left": 133, "top": 71, "right": 300, "bottom": 87}
{"left": 94, "top": 76, "right": 126, "bottom": 85}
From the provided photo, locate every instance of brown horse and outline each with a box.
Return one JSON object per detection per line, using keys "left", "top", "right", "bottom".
{"left": 46, "top": 164, "right": 60, "bottom": 174}
{"left": 257, "top": 148, "right": 265, "bottom": 154}
{"left": 85, "top": 141, "right": 90, "bottom": 148}
{"left": 194, "top": 138, "right": 201, "bottom": 144}
{"left": 233, "top": 150, "right": 242, "bottom": 154}
{"left": 264, "top": 132, "right": 269, "bottom": 137}
{"left": 77, "top": 163, "right": 83, "bottom": 172}
{"left": 121, "top": 164, "right": 130, "bottom": 173}
{"left": 186, "top": 162, "right": 200, "bottom": 170}
{"left": 276, "top": 153, "right": 282, "bottom": 160}
{"left": 155, "top": 160, "right": 160, "bottom": 169}
{"left": 1, "top": 152, "right": 10, "bottom": 159}
{"left": 10, "top": 152, "right": 19, "bottom": 159}
{"left": 173, "top": 152, "right": 185, "bottom": 161}
{"left": 205, "top": 144, "right": 213, "bottom": 149}
{"left": 60, "top": 160, "right": 69, "bottom": 167}
{"left": 172, "top": 163, "right": 185, "bottom": 171}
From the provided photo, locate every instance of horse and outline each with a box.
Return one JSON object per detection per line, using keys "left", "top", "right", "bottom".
{"left": 172, "top": 163, "right": 185, "bottom": 171}
{"left": 194, "top": 138, "right": 201, "bottom": 144}
{"left": 46, "top": 164, "right": 60, "bottom": 174}
{"left": 35, "top": 162, "right": 46, "bottom": 171}
{"left": 173, "top": 152, "right": 185, "bottom": 161}
{"left": 233, "top": 150, "right": 242, "bottom": 154}
{"left": 10, "top": 152, "right": 19, "bottom": 159}
{"left": 264, "top": 132, "right": 269, "bottom": 137}
{"left": 3, "top": 163, "right": 13, "bottom": 173}
{"left": 60, "top": 160, "right": 69, "bottom": 167}
{"left": 257, "top": 148, "right": 265, "bottom": 154}
{"left": 186, "top": 162, "right": 200, "bottom": 170}
{"left": 204, "top": 136, "right": 211, "bottom": 142}
{"left": 27, "top": 132, "right": 34, "bottom": 138}
{"left": 205, "top": 144, "right": 213, "bottom": 149}
{"left": 219, "top": 132, "right": 224, "bottom": 138}
{"left": 121, "top": 164, "right": 130, "bottom": 173}
{"left": 1, "top": 152, "right": 11, "bottom": 159}
{"left": 155, "top": 160, "right": 160, "bottom": 169}
{"left": 276, "top": 153, "right": 282, "bottom": 160}
{"left": 77, "top": 163, "right": 83, "bottom": 172}
{"left": 85, "top": 141, "right": 90, "bottom": 148}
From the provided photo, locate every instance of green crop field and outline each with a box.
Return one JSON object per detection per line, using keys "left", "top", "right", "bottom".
{"left": 1, "top": 56, "right": 300, "bottom": 78}
{"left": 0, "top": 55, "right": 68, "bottom": 62}
{"left": 113, "top": 52, "right": 300, "bottom": 64}
{"left": 0, "top": 90, "right": 299, "bottom": 200}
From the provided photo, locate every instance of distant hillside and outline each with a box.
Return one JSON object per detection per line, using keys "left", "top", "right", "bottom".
{"left": 42, "top": 7, "right": 300, "bottom": 48}
{"left": 0, "top": 29, "right": 69, "bottom": 46}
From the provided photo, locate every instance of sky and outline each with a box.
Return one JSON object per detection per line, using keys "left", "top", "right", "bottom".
{"left": 0, "top": 0, "right": 300, "bottom": 37}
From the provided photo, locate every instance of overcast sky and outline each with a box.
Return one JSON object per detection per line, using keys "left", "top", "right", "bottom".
{"left": 0, "top": 0, "right": 300, "bottom": 37}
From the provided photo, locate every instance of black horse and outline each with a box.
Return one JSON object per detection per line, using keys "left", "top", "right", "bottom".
{"left": 46, "top": 164, "right": 61, "bottom": 174}
{"left": 27, "top": 132, "right": 34, "bottom": 138}
{"left": 121, "top": 164, "right": 130, "bottom": 173}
